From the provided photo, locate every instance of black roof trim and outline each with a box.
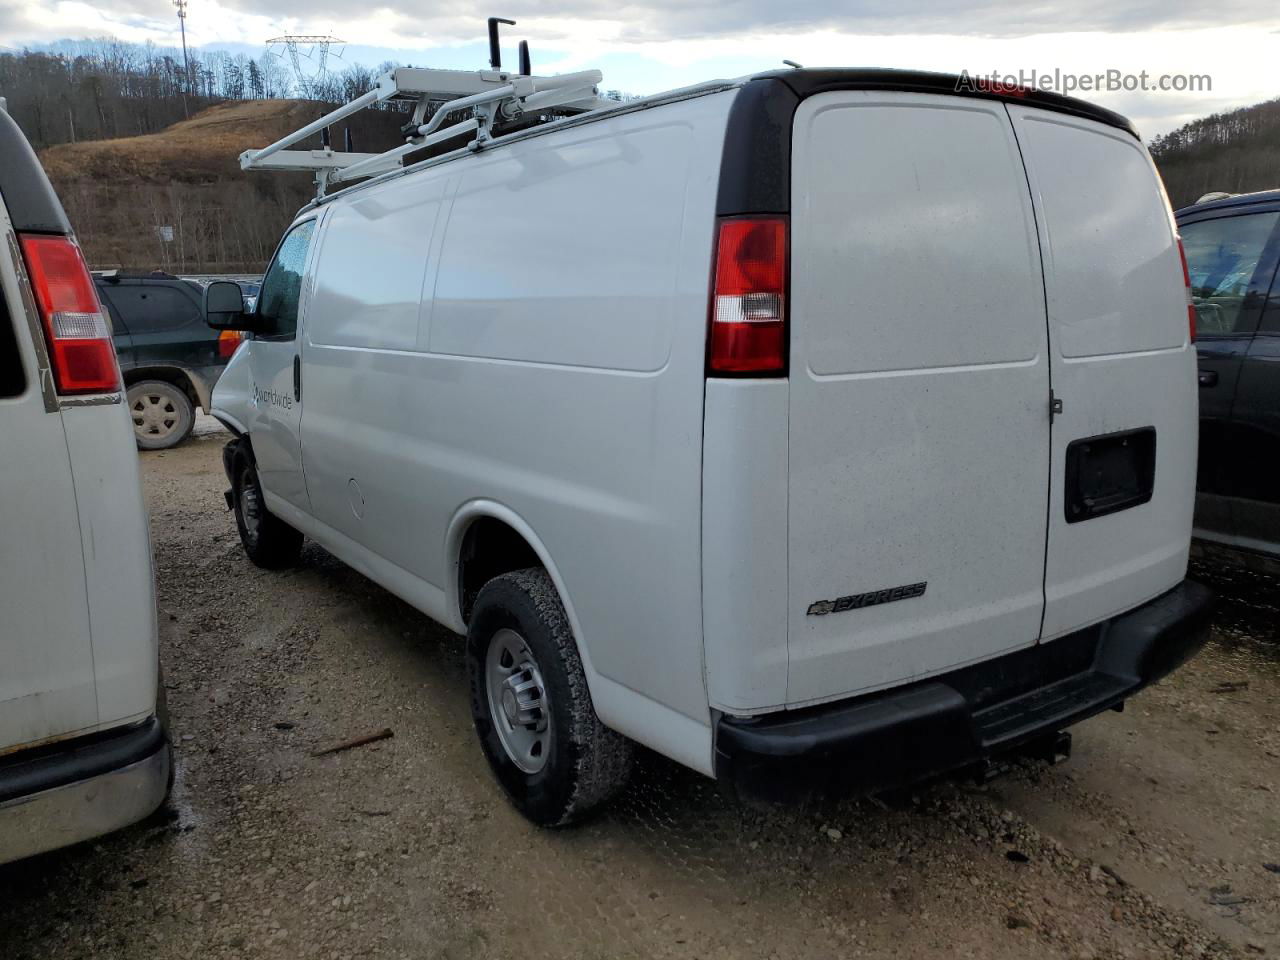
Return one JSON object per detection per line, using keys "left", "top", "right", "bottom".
{"left": 1174, "top": 188, "right": 1280, "bottom": 218}
{"left": 715, "top": 68, "right": 1139, "bottom": 217}
{"left": 762, "top": 68, "right": 1138, "bottom": 139}
{"left": 715, "top": 78, "right": 799, "bottom": 217}
{"left": 0, "top": 109, "right": 72, "bottom": 235}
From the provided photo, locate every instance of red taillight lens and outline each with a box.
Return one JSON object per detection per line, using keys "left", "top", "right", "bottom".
{"left": 19, "top": 234, "right": 120, "bottom": 395}
{"left": 217, "top": 329, "right": 243, "bottom": 359}
{"left": 1177, "top": 236, "right": 1195, "bottom": 343}
{"left": 708, "top": 217, "right": 787, "bottom": 376}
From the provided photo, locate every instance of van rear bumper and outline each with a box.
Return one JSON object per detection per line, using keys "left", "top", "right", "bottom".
{"left": 714, "top": 579, "right": 1213, "bottom": 798}
{"left": 0, "top": 717, "right": 170, "bottom": 864}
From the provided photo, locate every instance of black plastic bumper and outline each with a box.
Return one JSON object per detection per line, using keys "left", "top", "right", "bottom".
{"left": 715, "top": 579, "right": 1214, "bottom": 798}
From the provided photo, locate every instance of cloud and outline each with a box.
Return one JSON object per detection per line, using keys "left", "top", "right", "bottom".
{"left": 11, "top": 0, "right": 1279, "bottom": 51}
{"left": 155, "top": 0, "right": 1280, "bottom": 45}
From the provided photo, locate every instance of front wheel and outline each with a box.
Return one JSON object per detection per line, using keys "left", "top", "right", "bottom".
{"left": 230, "top": 451, "right": 302, "bottom": 569}
{"left": 468, "top": 568, "right": 632, "bottom": 826}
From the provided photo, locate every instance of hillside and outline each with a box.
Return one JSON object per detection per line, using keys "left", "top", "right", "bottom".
{"left": 1151, "top": 97, "right": 1280, "bottom": 209}
{"left": 41, "top": 100, "right": 405, "bottom": 273}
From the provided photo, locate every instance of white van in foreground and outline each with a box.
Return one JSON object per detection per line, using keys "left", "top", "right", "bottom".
{"left": 209, "top": 68, "right": 1212, "bottom": 825}
{"left": 0, "top": 105, "right": 171, "bottom": 861}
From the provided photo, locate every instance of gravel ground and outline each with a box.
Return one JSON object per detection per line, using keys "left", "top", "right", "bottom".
{"left": 2, "top": 424, "right": 1277, "bottom": 960}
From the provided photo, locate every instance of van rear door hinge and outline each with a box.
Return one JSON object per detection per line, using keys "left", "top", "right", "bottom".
{"left": 1050, "top": 392, "right": 1064, "bottom": 421}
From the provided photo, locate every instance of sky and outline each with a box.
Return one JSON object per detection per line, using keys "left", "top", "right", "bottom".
{"left": 2, "top": 0, "right": 1278, "bottom": 138}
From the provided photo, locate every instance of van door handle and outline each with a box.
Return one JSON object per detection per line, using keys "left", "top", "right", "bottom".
{"left": 1198, "top": 369, "right": 1218, "bottom": 388}
{"left": 293, "top": 355, "right": 301, "bottom": 402}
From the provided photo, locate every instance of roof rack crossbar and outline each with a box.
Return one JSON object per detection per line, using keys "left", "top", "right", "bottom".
{"left": 247, "top": 85, "right": 388, "bottom": 166}
{"left": 238, "top": 66, "right": 607, "bottom": 196}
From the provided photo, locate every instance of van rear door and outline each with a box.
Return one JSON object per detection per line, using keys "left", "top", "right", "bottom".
{"left": 1007, "top": 106, "right": 1196, "bottom": 639}
{"left": 786, "top": 91, "right": 1051, "bottom": 706}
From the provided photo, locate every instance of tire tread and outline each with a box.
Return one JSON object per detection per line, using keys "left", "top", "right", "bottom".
{"left": 469, "top": 567, "right": 632, "bottom": 825}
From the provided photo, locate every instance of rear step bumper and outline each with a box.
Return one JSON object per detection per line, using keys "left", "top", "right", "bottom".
{"left": 714, "top": 579, "right": 1213, "bottom": 799}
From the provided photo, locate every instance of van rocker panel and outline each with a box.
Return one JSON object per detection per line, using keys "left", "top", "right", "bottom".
{"left": 715, "top": 580, "right": 1212, "bottom": 794}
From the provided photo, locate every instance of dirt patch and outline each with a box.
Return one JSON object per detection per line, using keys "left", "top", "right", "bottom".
{"left": 1, "top": 431, "right": 1276, "bottom": 959}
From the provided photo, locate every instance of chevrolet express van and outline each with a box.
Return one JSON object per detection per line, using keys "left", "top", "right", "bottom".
{"left": 207, "top": 69, "right": 1212, "bottom": 825}
{"left": 1, "top": 103, "right": 171, "bottom": 861}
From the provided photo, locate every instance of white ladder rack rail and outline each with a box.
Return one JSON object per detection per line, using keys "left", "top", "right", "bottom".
{"left": 239, "top": 67, "right": 608, "bottom": 195}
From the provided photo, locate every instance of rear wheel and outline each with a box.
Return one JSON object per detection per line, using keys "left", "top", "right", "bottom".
{"left": 231, "top": 451, "right": 302, "bottom": 568}
{"left": 127, "top": 380, "right": 194, "bottom": 450}
{"left": 468, "top": 568, "right": 632, "bottom": 826}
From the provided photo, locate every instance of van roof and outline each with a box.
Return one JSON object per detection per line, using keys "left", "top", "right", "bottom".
{"left": 1174, "top": 188, "right": 1280, "bottom": 218}
{"left": 304, "top": 66, "right": 1139, "bottom": 212}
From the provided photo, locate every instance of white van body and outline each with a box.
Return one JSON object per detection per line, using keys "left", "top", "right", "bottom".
{"left": 0, "top": 106, "right": 170, "bottom": 862}
{"left": 213, "top": 69, "right": 1210, "bottom": 817}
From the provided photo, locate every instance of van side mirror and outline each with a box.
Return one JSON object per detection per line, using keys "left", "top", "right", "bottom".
{"left": 204, "top": 280, "right": 254, "bottom": 331}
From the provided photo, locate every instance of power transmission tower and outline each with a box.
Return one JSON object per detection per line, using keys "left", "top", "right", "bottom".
{"left": 265, "top": 35, "right": 346, "bottom": 99}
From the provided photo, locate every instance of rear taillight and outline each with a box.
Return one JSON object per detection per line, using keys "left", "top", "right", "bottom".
{"left": 1177, "top": 236, "right": 1195, "bottom": 343}
{"left": 19, "top": 234, "right": 120, "bottom": 395}
{"left": 218, "top": 329, "right": 243, "bottom": 359}
{"left": 708, "top": 217, "right": 787, "bottom": 376}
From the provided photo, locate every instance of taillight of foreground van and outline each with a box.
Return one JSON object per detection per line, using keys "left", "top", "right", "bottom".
{"left": 708, "top": 217, "right": 787, "bottom": 376}
{"left": 1177, "top": 236, "right": 1196, "bottom": 343}
{"left": 19, "top": 233, "right": 121, "bottom": 394}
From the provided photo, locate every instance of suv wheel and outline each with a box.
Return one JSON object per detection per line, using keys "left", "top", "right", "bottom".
{"left": 231, "top": 450, "right": 303, "bottom": 568}
{"left": 468, "top": 567, "right": 632, "bottom": 826}
{"left": 128, "top": 380, "right": 195, "bottom": 450}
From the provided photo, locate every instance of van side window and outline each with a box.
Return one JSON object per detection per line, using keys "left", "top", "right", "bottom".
{"left": 0, "top": 285, "right": 26, "bottom": 398}
{"left": 257, "top": 221, "right": 315, "bottom": 339}
{"left": 1181, "top": 212, "right": 1280, "bottom": 335}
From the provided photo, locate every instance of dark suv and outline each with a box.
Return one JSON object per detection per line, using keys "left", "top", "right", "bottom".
{"left": 94, "top": 272, "right": 242, "bottom": 449}
{"left": 1177, "top": 189, "right": 1280, "bottom": 572}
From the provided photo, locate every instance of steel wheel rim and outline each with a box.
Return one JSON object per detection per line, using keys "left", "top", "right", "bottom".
{"left": 130, "top": 389, "right": 181, "bottom": 439}
{"left": 484, "top": 628, "right": 551, "bottom": 774}
{"left": 239, "top": 466, "right": 261, "bottom": 540}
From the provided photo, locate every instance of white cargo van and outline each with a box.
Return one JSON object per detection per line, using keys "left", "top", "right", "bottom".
{"left": 209, "top": 68, "right": 1212, "bottom": 825}
{"left": 0, "top": 105, "right": 171, "bottom": 861}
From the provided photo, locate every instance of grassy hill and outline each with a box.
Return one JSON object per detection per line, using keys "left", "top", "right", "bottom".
{"left": 42, "top": 100, "right": 404, "bottom": 273}
{"left": 1151, "top": 98, "right": 1280, "bottom": 209}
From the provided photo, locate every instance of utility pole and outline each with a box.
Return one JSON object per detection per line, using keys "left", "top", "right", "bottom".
{"left": 173, "top": 0, "right": 191, "bottom": 117}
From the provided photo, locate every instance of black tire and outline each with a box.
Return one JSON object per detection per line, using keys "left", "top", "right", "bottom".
{"left": 231, "top": 450, "right": 303, "bottom": 569}
{"left": 127, "top": 379, "right": 195, "bottom": 450}
{"left": 468, "top": 567, "right": 632, "bottom": 826}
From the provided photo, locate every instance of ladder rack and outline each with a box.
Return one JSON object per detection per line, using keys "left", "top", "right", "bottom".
{"left": 240, "top": 66, "right": 610, "bottom": 196}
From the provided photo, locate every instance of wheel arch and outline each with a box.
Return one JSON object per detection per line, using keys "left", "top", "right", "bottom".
{"left": 445, "top": 502, "right": 597, "bottom": 678}
{"left": 448, "top": 500, "right": 715, "bottom": 777}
